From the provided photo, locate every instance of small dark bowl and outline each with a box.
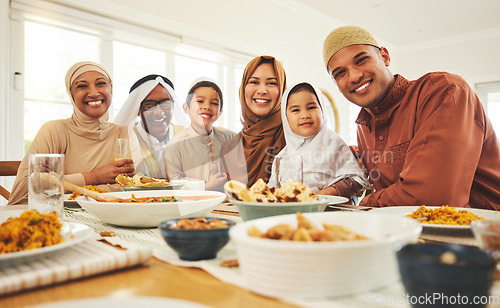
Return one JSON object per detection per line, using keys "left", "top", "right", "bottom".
{"left": 397, "top": 243, "right": 495, "bottom": 308}
{"left": 159, "top": 218, "right": 235, "bottom": 261}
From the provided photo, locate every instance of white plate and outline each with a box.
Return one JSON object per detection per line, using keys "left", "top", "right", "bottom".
{"left": 120, "top": 180, "right": 185, "bottom": 191}
{"left": 0, "top": 210, "right": 93, "bottom": 267}
{"left": 316, "top": 195, "right": 350, "bottom": 205}
{"left": 76, "top": 190, "right": 226, "bottom": 228}
{"left": 34, "top": 296, "right": 209, "bottom": 308}
{"left": 369, "top": 206, "right": 500, "bottom": 230}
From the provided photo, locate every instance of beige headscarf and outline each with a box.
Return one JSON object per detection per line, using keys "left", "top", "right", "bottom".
{"left": 222, "top": 55, "right": 287, "bottom": 186}
{"left": 64, "top": 61, "right": 114, "bottom": 140}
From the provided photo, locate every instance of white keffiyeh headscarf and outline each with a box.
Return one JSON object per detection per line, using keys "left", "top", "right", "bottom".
{"left": 113, "top": 76, "right": 189, "bottom": 178}
{"left": 114, "top": 76, "right": 188, "bottom": 127}
{"left": 268, "top": 82, "right": 370, "bottom": 192}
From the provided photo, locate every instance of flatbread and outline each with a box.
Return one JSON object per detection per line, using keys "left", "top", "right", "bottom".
{"left": 115, "top": 174, "right": 170, "bottom": 187}
{"left": 224, "top": 179, "right": 317, "bottom": 203}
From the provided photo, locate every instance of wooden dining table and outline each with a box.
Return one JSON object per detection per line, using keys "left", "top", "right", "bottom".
{"left": 0, "top": 205, "right": 298, "bottom": 307}
{"left": 0, "top": 204, "right": 496, "bottom": 307}
{"left": 0, "top": 257, "right": 298, "bottom": 307}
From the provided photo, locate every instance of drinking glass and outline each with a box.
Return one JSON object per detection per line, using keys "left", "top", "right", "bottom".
{"left": 115, "top": 138, "right": 132, "bottom": 161}
{"left": 28, "top": 154, "right": 65, "bottom": 218}
{"left": 274, "top": 154, "right": 303, "bottom": 188}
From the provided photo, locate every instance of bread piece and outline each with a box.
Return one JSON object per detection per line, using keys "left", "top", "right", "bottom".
{"left": 115, "top": 174, "right": 135, "bottom": 187}
{"left": 224, "top": 180, "right": 258, "bottom": 202}
{"left": 249, "top": 179, "right": 278, "bottom": 203}
{"left": 275, "top": 179, "right": 317, "bottom": 202}
{"left": 132, "top": 174, "right": 169, "bottom": 187}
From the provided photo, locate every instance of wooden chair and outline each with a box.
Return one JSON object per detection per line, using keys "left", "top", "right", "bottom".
{"left": 0, "top": 161, "right": 21, "bottom": 200}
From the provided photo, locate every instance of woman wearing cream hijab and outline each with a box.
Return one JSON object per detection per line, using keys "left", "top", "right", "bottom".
{"left": 8, "top": 61, "right": 132, "bottom": 205}
{"left": 222, "top": 55, "right": 287, "bottom": 187}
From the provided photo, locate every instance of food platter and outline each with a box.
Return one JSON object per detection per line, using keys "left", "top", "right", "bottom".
{"left": 75, "top": 190, "right": 226, "bottom": 227}
{"left": 369, "top": 206, "right": 500, "bottom": 230}
{"left": 229, "top": 211, "right": 421, "bottom": 298}
{"left": 0, "top": 210, "right": 93, "bottom": 267}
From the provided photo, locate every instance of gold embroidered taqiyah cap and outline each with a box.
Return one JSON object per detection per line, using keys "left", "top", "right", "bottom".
{"left": 323, "top": 25, "right": 379, "bottom": 70}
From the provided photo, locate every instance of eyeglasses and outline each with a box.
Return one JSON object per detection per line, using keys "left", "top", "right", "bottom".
{"left": 141, "top": 99, "right": 174, "bottom": 111}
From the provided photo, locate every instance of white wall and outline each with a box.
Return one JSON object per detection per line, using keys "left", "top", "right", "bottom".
{"left": 93, "top": 0, "right": 352, "bottom": 136}
{"left": 0, "top": 0, "right": 10, "bottom": 159}
{"left": 3, "top": 0, "right": 500, "bottom": 153}
{"left": 394, "top": 34, "right": 500, "bottom": 86}
{"left": 99, "top": 0, "right": 500, "bottom": 136}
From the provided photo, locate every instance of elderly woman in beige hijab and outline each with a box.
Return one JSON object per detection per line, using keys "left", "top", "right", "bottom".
{"left": 8, "top": 61, "right": 133, "bottom": 205}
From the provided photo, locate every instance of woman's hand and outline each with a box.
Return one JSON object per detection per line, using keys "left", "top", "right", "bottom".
{"left": 83, "top": 159, "right": 134, "bottom": 185}
{"left": 205, "top": 172, "right": 228, "bottom": 191}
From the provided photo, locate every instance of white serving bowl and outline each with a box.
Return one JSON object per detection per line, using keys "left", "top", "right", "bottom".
{"left": 76, "top": 190, "right": 225, "bottom": 228}
{"left": 229, "top": 211, "right": 422, "bottom": 298}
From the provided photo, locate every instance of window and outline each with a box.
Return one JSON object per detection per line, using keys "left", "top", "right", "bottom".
{"left": 23, "top": 21, "right": 99, "bottom": 151}
{"left": 17, "top": 17, "right": 250, "bottom": 153}
{"left": 174, "top": 54, "right": 247, "bottom": 132}
{"left": 486, "top": 92, "right": 500, "bottom": 135}
{"left": 476, "top": 82, "right": 500, "bottom": 138}
{"left": 112, "top": 41, "right": 168, "bottom": 117}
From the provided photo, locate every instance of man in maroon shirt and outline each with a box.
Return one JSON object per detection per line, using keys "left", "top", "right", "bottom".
{"left": 323, "top": 25, "right": 500, "bottom": 210}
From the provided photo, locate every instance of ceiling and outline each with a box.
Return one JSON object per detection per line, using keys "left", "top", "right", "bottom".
{"left": 294, "top": 0, "right": 500, "bottom": 52}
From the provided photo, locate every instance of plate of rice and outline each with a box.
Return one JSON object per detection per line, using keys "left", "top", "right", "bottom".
{"left": 369, "top": 205, "right": 500, "bottom": 230}
{"left": 0, "top": 210, "right": 93, "bottom": 267}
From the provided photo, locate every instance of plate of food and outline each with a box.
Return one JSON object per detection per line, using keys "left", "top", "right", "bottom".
{"left": 369, "top": 205, "right": 500, "bottom": 230}
{"left": 224, "top": 179, "right": 331, "bottom": 221}
{"left": 64, "top": 185, "right": 111, "bottom": 208}
{"left": 0, "top": 210, "right": 93, "bottom": 267}
{"left": 116, "top": 174, "right": 184, "bottom": 191}
{"left": 229, "top": 211, "right": 421, "bottom": 298}
{"left": 75, "top": 190, "right": 226, "bottom": 228}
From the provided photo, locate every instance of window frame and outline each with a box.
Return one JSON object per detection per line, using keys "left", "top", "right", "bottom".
{"left": 7, "top": 0, "right": 252, "bottom": 156}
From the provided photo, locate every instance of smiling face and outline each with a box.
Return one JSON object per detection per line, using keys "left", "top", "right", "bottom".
{"left": 184, "top": 86, "right": 222, "bottom": 134}
{"left": 286, "top": 89, "right": 322, "bottom": 137}
{"left": 139, "top": 84, "right": 173, "bottom": 142}
{"left": 70, "top": 71, "right": 111, "bottom": 118}
{"left": 327, "top": 45, "right": 395, "bottom": 109}
{"left": 244, "top": 63, "right": 280, "bottom": 117}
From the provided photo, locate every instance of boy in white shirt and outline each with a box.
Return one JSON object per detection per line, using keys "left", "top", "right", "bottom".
{"left": 164, "top": 81, "right": 236, "bottom": 191}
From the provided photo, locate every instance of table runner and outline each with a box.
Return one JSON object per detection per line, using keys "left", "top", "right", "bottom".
{"left": 213, "top": 202, "right": 239, "bottom": 214}
{"left": 0, "top": 235, "right": 152, "bottom": 296}
{"left": 63, "top": 209, "right": 500, "bottom": 307}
